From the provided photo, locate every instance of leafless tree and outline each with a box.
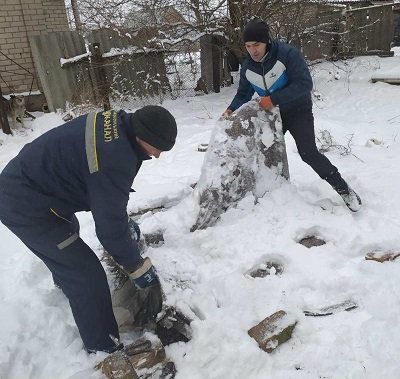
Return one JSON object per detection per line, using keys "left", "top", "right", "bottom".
{"left": 70, "top": 0, "right": 82, "bottom": 31}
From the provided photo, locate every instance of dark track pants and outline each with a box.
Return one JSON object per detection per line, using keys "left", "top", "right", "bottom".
{"left": 281, "top": 106, "right": 347, "bottom": 191}
{"left": 0, "top": 210, "right": 119, "bottom": 352}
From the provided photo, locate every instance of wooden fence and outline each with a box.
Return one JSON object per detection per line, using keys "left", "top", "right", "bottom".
{"left": 301, "top": 4, "right": 394, "bottom": 61}
{"left": 30, "top": 29, "right": 174, "bottom": 112}
{"left": 26, "top": 4, "right": 393, "bottom": 113}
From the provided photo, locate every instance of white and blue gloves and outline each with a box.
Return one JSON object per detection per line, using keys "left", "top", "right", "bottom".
{"left": 127, "top": 219, "right": 163, "bottom": 325}
{"left": 128, "top": 256, "right": 163, "bottom": 326}
{"left": 130, "top": 257, "right": 159, "bottom": 289}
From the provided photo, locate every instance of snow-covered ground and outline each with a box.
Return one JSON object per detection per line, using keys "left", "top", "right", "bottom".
{"left": 1, "top": 48, "right": 400, "bottom": 379}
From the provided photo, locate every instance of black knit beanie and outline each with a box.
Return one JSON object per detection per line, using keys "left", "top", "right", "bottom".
{"left": 243, "top": 18, "right": 270, "bottom": 44}
{"left": 131, "top": 105, "right": 177, "bottom": 151}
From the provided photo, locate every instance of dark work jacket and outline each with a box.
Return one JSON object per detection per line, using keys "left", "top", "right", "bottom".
{"left": 228, "top": 40, "right": 313, "bottom": 114}
{"left": 0, "top": 110, "right": 150, "bottom": 269}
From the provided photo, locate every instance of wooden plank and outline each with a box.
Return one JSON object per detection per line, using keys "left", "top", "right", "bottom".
{"left": 200, "top": 35, "right": 214, "bottom": 93}
{"left": 371, "top": 78, "right": 400, "bottom": 84}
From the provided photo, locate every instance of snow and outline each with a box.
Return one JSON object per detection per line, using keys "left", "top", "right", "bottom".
{"left": 371, "top": 64, "right": 400, "bottom": 83}
{"left": 2, "top": 90, "right": 42, "bottom": 100}
{"left": 1, "top": 47, "right": 400, "bottom": 379}
{"left": 60, "top": 52, "right": 91, "bottom": 67}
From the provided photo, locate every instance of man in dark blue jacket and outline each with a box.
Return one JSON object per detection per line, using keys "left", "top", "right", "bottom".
{"left": 223, "top": 18, "right": 361, "bottom": 212}
{"left": 0, "top": 105, "right": 177, "bottom": 353}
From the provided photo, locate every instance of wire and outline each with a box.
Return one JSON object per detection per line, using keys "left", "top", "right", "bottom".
{"left": 0, "top": 50, "right": 34, "bottom": 77}
{"left": 0, "top": 72, "right": 13, "bottom": 93}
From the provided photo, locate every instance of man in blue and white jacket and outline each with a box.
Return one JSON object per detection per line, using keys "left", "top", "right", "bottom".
{"left": 223, "top": 18, "right": 361, "bottom": 212}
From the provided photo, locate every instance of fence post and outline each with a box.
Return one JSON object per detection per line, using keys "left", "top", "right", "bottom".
{"left": 90, "top": 42, "right": 111, "bottom": 111}
{"left": 200, "top": 35, "right": 224, "bottom": 93}
{"left": 212, "top": 36, "right": 221, "bottom": 93}
{"left": 0, "top": 87, "right": 12, "bottom": 135}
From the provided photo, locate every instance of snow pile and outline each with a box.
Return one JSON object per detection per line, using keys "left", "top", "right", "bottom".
{"left": 1, "top": 51, "right": 400, "bottom": 379}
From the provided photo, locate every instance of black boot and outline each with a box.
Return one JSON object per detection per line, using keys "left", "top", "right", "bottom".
{"left": 325, "top": 171, "right": 362, "bottom": 212}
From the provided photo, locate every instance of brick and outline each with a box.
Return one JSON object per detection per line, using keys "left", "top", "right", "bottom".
{"left": 26, "top": 20, "right": 40, "bottom": 26}
{"left": 7, "top": 27, "right": 21, "bottom": 34}
{"left": 7, "top": 39, "right": 21, "bottom": 46}
{"left": 1, "top": 5, "right": 17, "bottom": 11}
{"left": 7, "top": 48, "right": 20, "bottom": 54}
{"left": 10, "top": 21, "right": 24, "bottom": 27}
{"left": 4, "top": 0, "right": 21, "bottom": 5}
{"left": 248, "top": 311, "right": 297, "bottom": 353}
{"left": 25, "top": 9, "right": 39, "bottom": 15}
{"left": 6, "top": 11, "right": 21, "bottom": 16}
{"left": 27, "top": 4, "right": 43, "bottom": 10}
{"left": 15, "top": 42, "right": 29, "bottom": 49}
{"left": 12, "top": 32, "right": 26, "bottom": 39}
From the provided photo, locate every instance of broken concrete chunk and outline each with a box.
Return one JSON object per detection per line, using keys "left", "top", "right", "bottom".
{"left": 156, "top": 307, "right": 192, "bottom": 346}
{"left": 298, "top": 235, "right": 326, "bottom": 248}
{"left": 99, "top": 351, "right": 139, "bottom": 379}
{"left": 98, "top": 339, "right": 166, "bottom": 379}
{"left": 247, "top": 261, "right": 283, "bottom": 278}
{"left": 365, "top": 249, "right": 400, "bottom": 263}
{"left": 191, "top": 102, "right": 289, "bottom": 231}
{"left": 159, "top": 361, "right": 177, "bottom": 378}
{"left": 248, "top": 310, "right": 297, "bottom": 353}
{"left": 198, "top": 143, "right": 208, "bottom": 152}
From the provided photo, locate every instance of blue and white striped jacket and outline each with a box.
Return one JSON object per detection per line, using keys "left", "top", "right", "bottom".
{"left": 228, "top": 40, "right": 313, "bottom": 113}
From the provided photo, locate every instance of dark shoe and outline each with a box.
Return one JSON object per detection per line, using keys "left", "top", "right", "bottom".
{"left": 325, "top": 171, "right": 362, "bottom": 212}
{"left": 87, "top": 340, "right": 124, "bottom": 354}
{"left": 325, "top": 171, "right": 348, "bottom": 193}
{"left": 337, "top": 187, "right": 362, "bottom": 212}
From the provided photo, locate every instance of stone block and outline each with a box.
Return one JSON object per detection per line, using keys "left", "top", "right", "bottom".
{"left": 98, "top": 339, "right": 169, "bottom": 379}
{"left": 248, "top": 310, "right": 297, "bottom": 353}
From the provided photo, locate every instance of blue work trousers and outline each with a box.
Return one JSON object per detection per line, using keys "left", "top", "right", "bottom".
{"left": 0, "top": 207, "right": 119, "bottom": 353}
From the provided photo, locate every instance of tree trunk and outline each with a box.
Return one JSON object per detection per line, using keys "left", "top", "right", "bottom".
{"left": 71, "top": 0, "right": 82, "bottom": 31}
